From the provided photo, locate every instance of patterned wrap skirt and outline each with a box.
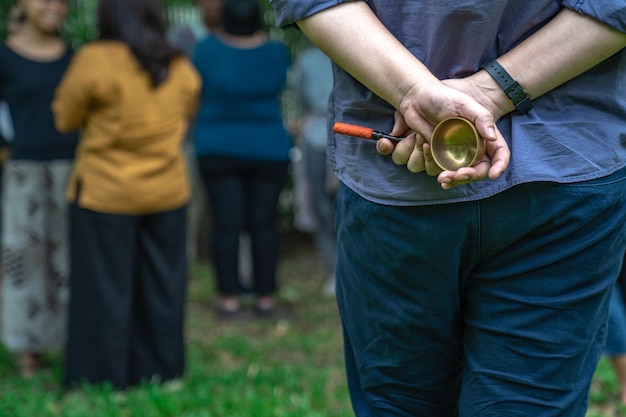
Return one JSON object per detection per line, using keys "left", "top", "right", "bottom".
{"left": 0, "top": 159, "right": 72, "bottom": 353}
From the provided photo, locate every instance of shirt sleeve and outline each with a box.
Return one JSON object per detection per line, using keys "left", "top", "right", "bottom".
{"left": 268, "top": 0, "right": 361, "bottom": 27}
{"left": 563, "top": 0, "right": 626, "bottom": 33}
{"left": 52, "top": 47, "right": 95, "bottom": 133}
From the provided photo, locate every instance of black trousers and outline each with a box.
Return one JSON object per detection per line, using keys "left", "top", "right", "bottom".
{"left": 64, "top": 204, "right": 188, "bottom": 390}
{"left": 197, "top": 156, "right": 289, "bottom": 296}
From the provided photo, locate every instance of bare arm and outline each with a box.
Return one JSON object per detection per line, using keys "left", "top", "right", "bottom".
{"left": 299, "top": 3, "right": 626, "bottom": 120}
{"left": 296, "top": 1, "right": 509, "bottom": 186}
{"left": 467, "top": 7, "right": 626, "bottom": 117}
{"left": 439, "top": 8, "right": 626, "bottom": 187}
{"left": 296, "top": 1, "right": 436, "bottom": 110}
{"left": 296, "top": 3, "right": 626, "bottom": 188}
{"left": 505, "top": 8, "right": 626, "bottom": 99}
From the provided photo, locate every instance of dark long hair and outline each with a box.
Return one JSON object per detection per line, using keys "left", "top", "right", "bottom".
{"left": 221, "top": 0, "right": 263, "bottom": 36}
{"left": 97, "top": 0, "right": 181, "bottom": 87}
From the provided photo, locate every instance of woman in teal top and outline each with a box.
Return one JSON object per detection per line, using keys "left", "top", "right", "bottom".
{"left": 192, "top": 0, "right": 291, "bottom": 318}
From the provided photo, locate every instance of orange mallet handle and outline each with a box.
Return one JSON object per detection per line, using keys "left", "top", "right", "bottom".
{"left": 333, "top": 122, "right": 402, "bottom": 141}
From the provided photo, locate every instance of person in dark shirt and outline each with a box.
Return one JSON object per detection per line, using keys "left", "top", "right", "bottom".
{"left": 0, "top": 0, "right": 77, "bottom": 378}
{"left": 193, "top": 0, "right": 291, "bottom": 318}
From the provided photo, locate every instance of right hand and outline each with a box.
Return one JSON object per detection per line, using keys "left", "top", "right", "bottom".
{"left": 376, "top": 80, "right": 511, "bottom": 189}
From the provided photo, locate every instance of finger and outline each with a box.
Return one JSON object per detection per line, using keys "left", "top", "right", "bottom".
{"left": 486, "top": 136, "right": 510, "bottom": 179}
{"left": 437, "top": 161, "right": 490, "bottom": 189}
{"left": 422, "top": 142, "right": 442, "bottom": 176}
{"left": 459, "top": 162, "right": 489, "bottom": 179}
{"left": 406, "top": 132, "right": 425, "bottom": 172}
{"left": 438, "top": 174, "right": 472, "bottom": 190}
{"left": 406, "top": 140, "right": 425, "bottom": 173}
{"left": 465, "top": 105, "right": 498, "bottom": 143}
{"left": 474, "top": 120, "right": 497, "bottom": 143}
{"left": 376, "top": 138, "right": 396, "bottom": 155}
{"left": 391, "top": 135, "right": 416, "bottom": 165}
{"left": 390, "top": 111, "right": 410, "bottom": 137}
{"left": 441, "top": 180, "right": 473, "bottom": 190}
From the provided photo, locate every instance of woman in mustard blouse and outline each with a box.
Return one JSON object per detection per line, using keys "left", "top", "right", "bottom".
{"left": 53, "top": 0, "right": 200, "bottom": 390}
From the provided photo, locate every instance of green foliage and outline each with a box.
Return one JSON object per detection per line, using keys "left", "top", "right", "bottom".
{"left": 589, "top": 357, "right": 626, "bottom": 416}
{"left": 0, "top": 0, "right": 100, "bottom": 42}
{"left": 0, "top": 0, "right": 196, "bottom": 43}
{"left": 62, "top": 0, "right": 196, "bottom": 46}
{"left": 0, "top": 0, "right": 305, "bottom": 52}
{"left": 62, "top": 0, "right": 98, "bottom": 46}
{"left": 0, "top": 0, "right": 14, "bottom": 38}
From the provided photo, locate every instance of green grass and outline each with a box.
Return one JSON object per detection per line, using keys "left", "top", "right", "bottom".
{"left": 589, "top": 357, "right": 626, "bottom": 416}
{"left": 0, "top": 232, "right": 624, "bottom": 416}
{"left": 0, "top": 232, "right": 352, "bottom": 417}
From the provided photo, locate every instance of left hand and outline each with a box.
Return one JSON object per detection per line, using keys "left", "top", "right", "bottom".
{"left": 376, "top": 77, "right": 512, "bottom": 189}
{"left": 377, "top": 112, "right": 510, "bottom": 189}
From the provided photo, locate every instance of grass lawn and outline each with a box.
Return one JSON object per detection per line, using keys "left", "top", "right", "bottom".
{"left": 0, "top": 231, "right": 624, "bottom": 416}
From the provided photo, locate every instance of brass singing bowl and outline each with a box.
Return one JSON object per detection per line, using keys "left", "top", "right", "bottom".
{"left": 430, "top": 117, "right": 486, "bottom": 171}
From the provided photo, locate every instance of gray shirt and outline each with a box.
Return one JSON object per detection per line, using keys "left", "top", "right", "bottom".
{"left": 271, "top": 0, "right": 626, "bottom": 206}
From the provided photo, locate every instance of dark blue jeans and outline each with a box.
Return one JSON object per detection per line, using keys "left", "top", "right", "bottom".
{"left": 336, "top": 167, "right": 626, "bottom": 416}
{"left": 198, "top": 156, "right": 289, "bottom": 296}
{"left": 607, "top": 255, "right": 626, "bottom": 355}
{"left": 606, "top": 286, "right": 626, "bottom": 355}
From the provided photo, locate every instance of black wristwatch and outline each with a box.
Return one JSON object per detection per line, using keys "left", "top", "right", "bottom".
{"left": 481, "top": 59, "right": 534, "bottom": 115}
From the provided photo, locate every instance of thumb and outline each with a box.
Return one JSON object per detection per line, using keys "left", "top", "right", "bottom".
{"left": 389, "top": 111, "right": 410, "bottom": 136}
{"left": 473, "top": 114, "right": 498, "bottom": 142}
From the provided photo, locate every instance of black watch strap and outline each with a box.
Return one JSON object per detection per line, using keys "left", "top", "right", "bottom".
{"left": 481, "top": 59, "right": 533, "bottom": 115}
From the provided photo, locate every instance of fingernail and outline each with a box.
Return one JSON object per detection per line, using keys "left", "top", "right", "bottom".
{"left": 488, "top": 127, "right": 496, "bottom": 139}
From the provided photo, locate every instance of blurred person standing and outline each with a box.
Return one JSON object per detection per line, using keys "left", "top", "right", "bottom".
{"left": 53, "top": 0, "right": 200, "bottom": 390}
{"left": 167, "top": 0, "right": 222, "bottom": 56}
{"left": 167, "top": 0, "right": 222, "bottom": 267}
{"left": 0, "top": 0, "right": 77, "bottom": 378}
{"left": 290, "top": 44, "right": 337, "bottom": 296}
{"left": 193, "top": 0, "right": 291, "bottom": 318}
